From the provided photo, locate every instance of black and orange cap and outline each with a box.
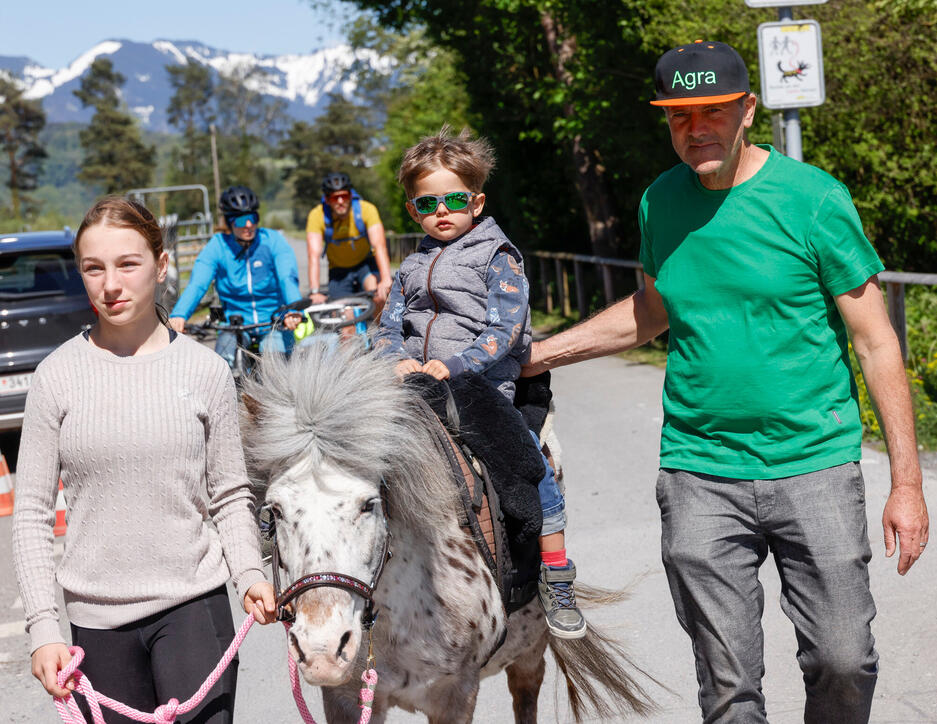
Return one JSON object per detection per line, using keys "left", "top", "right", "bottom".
{"left": 650, "top": 40, "right": 750, "bottom": 107}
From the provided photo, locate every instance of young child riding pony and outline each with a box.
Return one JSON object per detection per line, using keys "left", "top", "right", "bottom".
{"left": 374, "top": 127, "right": 586, "bottom": 638}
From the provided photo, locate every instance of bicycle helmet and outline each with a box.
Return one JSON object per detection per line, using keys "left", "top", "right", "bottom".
{"left": 219, "top": 185, "right": 259, "bottom": 217}
{"left": 321, "top": 173, "right": 352, "bottom": 194}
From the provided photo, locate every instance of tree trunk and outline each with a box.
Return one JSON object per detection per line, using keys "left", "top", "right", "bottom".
{"left": 7, "top": 145, "right": 20, "bottom": 221}
{"left": 539, "top": 11, "right": 622, "bottom": 259}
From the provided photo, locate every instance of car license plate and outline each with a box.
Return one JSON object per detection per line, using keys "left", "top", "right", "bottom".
{"left": 0, "top": 371, "right": 33, "bottom": 396}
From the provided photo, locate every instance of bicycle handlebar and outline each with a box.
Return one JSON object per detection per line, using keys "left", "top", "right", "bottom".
{"left": 185, "top": 292, "right": 376, "bottom": 339}
{"left": 275, "top": 293, "right": 376, "bottom": 331}
{"left": 185, "top": 318, "right": 273, "bottom": 337}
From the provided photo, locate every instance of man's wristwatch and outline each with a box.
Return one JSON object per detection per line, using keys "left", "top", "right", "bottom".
{"left": 309, "top": 288, "right": 320, "bottom": 296}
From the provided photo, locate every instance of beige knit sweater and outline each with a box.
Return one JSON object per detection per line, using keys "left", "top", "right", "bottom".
{"left": 12, "top": 333, "right": 266, "bottom": 653}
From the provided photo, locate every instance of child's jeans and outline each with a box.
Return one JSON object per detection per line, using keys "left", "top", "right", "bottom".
{"left": 530, "top": 430, "right": 567, "bottom": 535}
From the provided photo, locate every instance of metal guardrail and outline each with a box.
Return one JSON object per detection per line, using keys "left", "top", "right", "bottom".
{"left": 529, "top": 250, "right": 937, "bottom": 362}
{"left": 527, "top": 250, "right": 643, "bottom": 320}
{"left": 878, "top": 271, "right": 937, "bottom": 360}
{"left": 158, "top": 215, "right": 214, "bottom": 309}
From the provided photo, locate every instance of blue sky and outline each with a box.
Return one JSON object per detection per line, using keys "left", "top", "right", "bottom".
{"left": 1, "top": 0, "right": 357, "bottom": 68}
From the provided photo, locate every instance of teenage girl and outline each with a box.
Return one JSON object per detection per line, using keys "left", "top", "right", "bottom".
{"left": 12, "top": 196, "right": 276, "bottom": 724}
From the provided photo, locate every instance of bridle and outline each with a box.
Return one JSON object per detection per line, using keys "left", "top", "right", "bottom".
{"left": 259, "top": 483, "right": 392, "bottom": 630}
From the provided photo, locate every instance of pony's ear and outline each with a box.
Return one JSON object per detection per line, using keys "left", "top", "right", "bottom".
{"left": 242, "top": 393, "right": 262, "bottom": 421}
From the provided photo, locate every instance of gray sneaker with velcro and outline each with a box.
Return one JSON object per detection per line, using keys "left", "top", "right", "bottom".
{"left": 537, "top": 559, "right": 587, "bottom": 639}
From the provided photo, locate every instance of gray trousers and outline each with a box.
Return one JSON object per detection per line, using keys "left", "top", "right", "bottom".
{"left": 656, "top": 463, "right": 878, "bottom": 723}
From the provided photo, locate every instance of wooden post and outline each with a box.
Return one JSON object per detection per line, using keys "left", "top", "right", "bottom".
{"left": 602, "top": 264, "right": 614, "bottom": 305}
{"left": 555, "top": 259, "right": 568, "bottom": 317}
{"left": 209, "top": 124, "right": 221, "bottom": 206}
{"left": 539, "top": 257, "right": 553, "bottom": 314}
{"left": 886, "top": 281, "right": 908, "bottom": 361}
{"left": 561, "top": 262, "right": 572, "bottom": 317}
{"left": 574, "top": 260, "right": 587, "bottom": 319}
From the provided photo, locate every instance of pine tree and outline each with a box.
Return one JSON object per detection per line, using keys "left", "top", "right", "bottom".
{"left": 165, "top": 63, "right": 216, "bottom": 214}
{"left": 73, "top": 58, "right": 155, "bottom": 193}
{"left": 0, "top": 76, "right": 47, "bottom": 220}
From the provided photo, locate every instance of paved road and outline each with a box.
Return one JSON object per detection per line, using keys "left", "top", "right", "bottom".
{"left": 1, "top": 355, "right": 935, "bottom": 722}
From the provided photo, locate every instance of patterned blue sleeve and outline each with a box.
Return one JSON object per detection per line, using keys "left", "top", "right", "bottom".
{"left": 442, "top": 250, "right": 529, "bottom": 376}
{"left": 373, "top": 272, "right": 409, "bottom": 359}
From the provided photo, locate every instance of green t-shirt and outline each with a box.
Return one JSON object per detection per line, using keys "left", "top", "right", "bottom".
{"left": 639, "top": 145, "right": 884, "bottom": 479}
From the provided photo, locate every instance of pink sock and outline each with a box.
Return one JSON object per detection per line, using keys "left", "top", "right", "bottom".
{"left": 541, "top": 549, "right": 568, "bottom": 568}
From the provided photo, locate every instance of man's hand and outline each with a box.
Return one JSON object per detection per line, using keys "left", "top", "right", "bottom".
{"left": 883, "top": 485, "right": 929, "bottom": 575}
{"left": 282, "top": 312, "right": 302, "bottom": 331}
{"left": 243, "top": 581, "right": 277, "bottom": 624}
{"left": 309, "top": 292, "right": 327, "bottom": 304}
{"left": 168, "top": 317, "right": 185, "bottom": 334}
{"left": 394, "top": 359, "right": 422, "bottom": 379}
{"left": 422, "top": 360, "right": 450, "bottom": 380}
{"left": 32, "top": 643, "right": 74, "bottom": 698}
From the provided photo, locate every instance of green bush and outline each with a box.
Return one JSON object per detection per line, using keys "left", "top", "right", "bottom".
{"left": 906, "top": 285, "right": 937, "bottom": 397}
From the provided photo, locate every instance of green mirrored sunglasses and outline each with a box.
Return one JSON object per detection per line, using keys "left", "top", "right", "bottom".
{"left": 410, "top": 191, "right": 475, "bottom": 215}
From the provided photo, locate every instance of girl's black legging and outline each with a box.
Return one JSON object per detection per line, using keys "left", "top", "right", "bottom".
{"left": 69, "top": 585, "right": 237, "bottom": 724}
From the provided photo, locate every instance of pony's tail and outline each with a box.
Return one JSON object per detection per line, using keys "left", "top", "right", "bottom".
{"left": 573, "top": 581, "right": 631, "bottom": 607}
{"left": 547, "top": 624, "right": 662, "bottom": 721}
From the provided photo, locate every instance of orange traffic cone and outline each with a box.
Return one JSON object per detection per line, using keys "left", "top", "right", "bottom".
{"left": 53, "top": 480, "right": 67, "bottom": 537}
{"left": 0, "top": 454, "right": 12, "bottom": 516}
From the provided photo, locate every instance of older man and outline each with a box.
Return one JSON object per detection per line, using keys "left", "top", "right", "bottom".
{"left": 525, "top": 40, "right": 928, "bottom": 723}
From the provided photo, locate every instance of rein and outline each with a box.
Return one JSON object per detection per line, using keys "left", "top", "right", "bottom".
{"left": 53, "top": 615, "right": 378, "bottom": 724}
{"left": 50, "top": 485, "right": 393, "bottom": 724}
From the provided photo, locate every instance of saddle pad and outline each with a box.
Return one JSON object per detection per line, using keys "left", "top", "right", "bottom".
{"left": 417, "top": 397, "right": 500, "bottom": 579}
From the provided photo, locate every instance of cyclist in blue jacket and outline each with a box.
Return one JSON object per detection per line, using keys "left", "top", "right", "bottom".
{"left": 169, "top": 185, "right": 303, "bottom": 365}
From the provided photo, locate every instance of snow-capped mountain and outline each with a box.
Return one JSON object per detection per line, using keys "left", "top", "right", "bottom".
{"left": 0, "top": 39, "right": 388, "bottom": 132}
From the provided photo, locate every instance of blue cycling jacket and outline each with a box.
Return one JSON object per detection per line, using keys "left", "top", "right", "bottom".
{"left": 170, "top": 228, "right": 302, "bottom": 327}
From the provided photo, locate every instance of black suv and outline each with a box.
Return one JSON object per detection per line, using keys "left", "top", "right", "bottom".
{"left": 0, "top": 230, "right": 96, "bottom": 430}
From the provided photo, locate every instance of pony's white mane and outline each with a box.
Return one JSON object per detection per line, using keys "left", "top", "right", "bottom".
{"left": 240, "top": 340, "right": 459, "bottom": 529}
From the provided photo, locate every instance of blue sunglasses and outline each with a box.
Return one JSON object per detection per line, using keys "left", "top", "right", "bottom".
{"left": 230, "top": 213, "right": 259, "bottom": 228}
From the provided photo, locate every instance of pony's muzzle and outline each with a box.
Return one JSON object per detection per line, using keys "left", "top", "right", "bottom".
{"left": 293, "top": 636, "right": 358, "bottom": 686}
{"left": 289, "top": 590, "right": 362, "bottom": 686}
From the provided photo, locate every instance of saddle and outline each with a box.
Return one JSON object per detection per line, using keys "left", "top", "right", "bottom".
{"left": 407, "top": 372, "right": 555, "bottom": 614}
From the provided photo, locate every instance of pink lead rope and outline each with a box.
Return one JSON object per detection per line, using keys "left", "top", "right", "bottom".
{"left": 53, "top": 615, "right": 379, "bottom": 724}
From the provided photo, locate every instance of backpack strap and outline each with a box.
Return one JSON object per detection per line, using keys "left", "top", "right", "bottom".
{"left": 351, "top": 190, "right": 366, "bottom": 237}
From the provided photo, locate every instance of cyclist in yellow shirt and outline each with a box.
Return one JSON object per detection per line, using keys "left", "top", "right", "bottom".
{"left": 306, "top": 173, "right": 392, "bottom": 311}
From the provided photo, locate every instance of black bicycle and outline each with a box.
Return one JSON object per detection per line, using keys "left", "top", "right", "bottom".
{"left": 186, "top": 307, "right": 280, "bottom": 384}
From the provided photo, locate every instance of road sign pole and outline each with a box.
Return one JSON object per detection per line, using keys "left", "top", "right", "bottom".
{"left": 776, "top": 6, "right": 804, "bottom": 161}
{"left": 782, "top": 109, "right": 803, "bottom": 161}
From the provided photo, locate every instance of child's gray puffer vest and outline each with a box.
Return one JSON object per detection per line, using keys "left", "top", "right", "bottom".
{"left": 397, "top": 217, "right": 532, "bottom": 395}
